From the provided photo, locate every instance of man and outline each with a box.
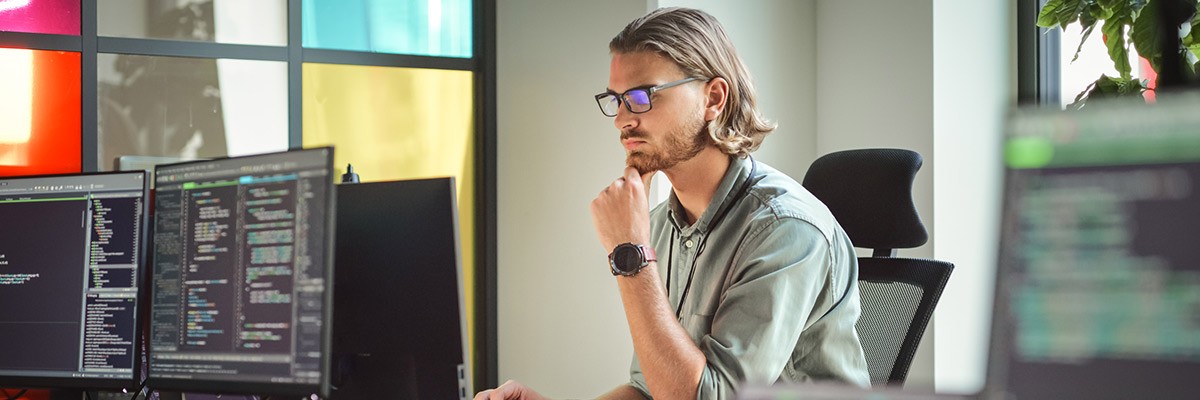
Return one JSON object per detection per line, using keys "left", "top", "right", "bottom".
{"left": 478, "top": 7, "right": 869, "bottom": 400}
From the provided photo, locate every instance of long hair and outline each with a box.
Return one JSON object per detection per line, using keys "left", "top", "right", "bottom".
{"left": 609, "top": 7, "right": 776, "bottom": 158}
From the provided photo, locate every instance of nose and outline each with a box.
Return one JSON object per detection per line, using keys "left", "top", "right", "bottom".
{"left": 614, "top": 105, "right": 638, "bottom": 132}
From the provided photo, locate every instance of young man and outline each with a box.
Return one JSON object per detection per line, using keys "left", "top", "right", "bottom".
{"left": 477, "top": 7, "right": 869, "bottom": 400}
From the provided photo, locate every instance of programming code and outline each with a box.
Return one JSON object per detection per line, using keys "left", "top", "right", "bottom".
{"left": 0, "top": 173, "right": 145, "bottom": 381}
{"left": 1002, "top": 162, "right": 1200, "bottom": 396}
{"left": 150, "top": 151, "right": 330, "bottom": 387}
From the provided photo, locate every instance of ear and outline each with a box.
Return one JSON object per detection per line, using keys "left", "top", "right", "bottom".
{"left": 702, "top": 77, "right": 729, "bottom": 122}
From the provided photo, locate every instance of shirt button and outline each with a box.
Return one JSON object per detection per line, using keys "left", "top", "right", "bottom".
{"left": 684, "top": 239, "right": 694, "bottom": 248}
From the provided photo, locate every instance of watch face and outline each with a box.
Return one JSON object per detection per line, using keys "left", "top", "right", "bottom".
{"left": 613, "top": 244, "right": 644, "bottom": 273}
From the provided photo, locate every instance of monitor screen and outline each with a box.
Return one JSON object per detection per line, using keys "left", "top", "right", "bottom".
{"left": 332, "top": 178, "right": 470, "bottom": 399}
{"left": 0, "top": 172, "right": 149, "bottom": 390}
{"left": 989, "top": 94, "right": 1200, "bottom": 398}
{"left": 148, "top": 148, "right": 334, "bottom": 397}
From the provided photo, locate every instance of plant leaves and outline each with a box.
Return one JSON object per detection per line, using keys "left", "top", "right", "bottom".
{"left": 1102, "top": 1, "right": 1134, "bottom": 79}
{"left": 1073, "top": 23, "right": 1098, "bottom": 62}
{"left": 1097, "top": 0, "right": 1124, "bottom": 10}
{"left": 1038, "top": 0, "right": 1066, "bottom": 27}
{"left": 1058, "top": 0, "right": 1087, "bottom": 30}
{"left": 1131, "top": 0, "right": 1161, "bottom": 73}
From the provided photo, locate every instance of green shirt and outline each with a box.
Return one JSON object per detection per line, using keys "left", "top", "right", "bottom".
{"left": 629, "top": 156, "right": 870, "bottom": 398}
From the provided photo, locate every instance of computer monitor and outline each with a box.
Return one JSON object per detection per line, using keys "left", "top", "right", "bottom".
{"left": 331, "top": 177, "right": 470, "bottom": 399}
{"left": 147, "top": 148, "right": 335, "bottom": 397}
{"left": 0, "top": 172, "right": 150, "bottom": 390}
{"left": 987, "top": 94, "right": 1200, "bottom": 398}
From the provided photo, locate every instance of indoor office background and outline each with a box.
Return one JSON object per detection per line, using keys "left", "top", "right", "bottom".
{"left": 2, "top": 0, "right": 1014, "bottom": 398}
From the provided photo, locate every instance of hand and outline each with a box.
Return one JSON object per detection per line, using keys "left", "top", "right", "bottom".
{"left": 590, "top": 167, "right": 656, "bottom": 254}
{"left": 474, "top": 380, "right": 547, "bottom": 400}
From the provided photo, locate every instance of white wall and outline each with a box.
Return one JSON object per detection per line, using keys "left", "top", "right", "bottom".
{"left": 496, "top": 1, "right": 650, "bottom": 397}
{"left": 814, "top": 0, "right": 937, "bottom": 389}
{"left": 931, "top": 0, "right": 1009, "bottom": 394}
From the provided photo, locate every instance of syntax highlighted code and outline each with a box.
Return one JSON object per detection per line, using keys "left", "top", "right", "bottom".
{"left": 0, "top": 273, "right": 40, "bottom": 285}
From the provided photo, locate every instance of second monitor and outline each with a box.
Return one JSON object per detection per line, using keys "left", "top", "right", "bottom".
{"left": 148, "top": 148, "right": 335, "bottom": 397}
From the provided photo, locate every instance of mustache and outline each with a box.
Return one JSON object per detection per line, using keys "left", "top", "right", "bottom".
{"left": 620, "top": 130, "right": 648, "bottom": 141}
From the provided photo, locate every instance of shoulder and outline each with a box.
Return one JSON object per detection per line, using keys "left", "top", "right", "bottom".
{"left": 741, "top": 161, "right": 840, "bottom": 246}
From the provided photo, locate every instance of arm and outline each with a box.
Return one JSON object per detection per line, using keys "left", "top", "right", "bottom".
{"left": 591, "top": 168, "right": 707, "bottom": 399}
{"left": 596, "top": 384, "right": 651, "bottom": 400}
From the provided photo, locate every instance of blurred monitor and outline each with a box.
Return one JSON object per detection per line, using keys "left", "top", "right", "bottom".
{"left": 147, "top": 148, "right": 335, "bottom": 397}
{"left": 0, "top": 172, "right": 150, "bottom": 390}
{"left": 331, "top": 178, "right": 470, "bottom": 400}
{"left": 988, "top": 94, "right": 1200, "bottom": 398}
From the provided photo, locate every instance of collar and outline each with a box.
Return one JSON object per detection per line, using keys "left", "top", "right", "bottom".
{"left": 667, "top": 155, "right": 753, "bottom": 236}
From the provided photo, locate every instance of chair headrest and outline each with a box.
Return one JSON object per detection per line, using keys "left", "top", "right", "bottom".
{"left": 802, "top": 148, "right": 928, "bottom": 250}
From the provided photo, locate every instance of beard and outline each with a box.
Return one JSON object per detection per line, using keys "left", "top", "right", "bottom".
{"left": 623, "top": 115, "right": 710, "bottom": 175}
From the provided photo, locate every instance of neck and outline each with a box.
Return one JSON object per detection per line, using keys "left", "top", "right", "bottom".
{"left": 662, "top": 147, "right": 731, "bottom": 226}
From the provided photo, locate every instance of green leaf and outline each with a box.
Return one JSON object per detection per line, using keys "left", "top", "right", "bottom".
{"left": 1090, "top": 2, "right": 1115, "bottom": 20}
{"left": 1102, "top": 2, "right": 1134, "bottom": 79}
{"left": 1131, "top": 0, "right": 1161, "bottom": 73}
{"left": 1058, "top": 0, "right": 1087, "bottom": 29}
{"left": 1073, "top": 23, "right": 1098, "bottom": 62}
{"left": 1097, "top": 0, "right": 1123, "bottom": 10}
{"left": 1038, "top": 0, "right": 1066, "bottom": 27}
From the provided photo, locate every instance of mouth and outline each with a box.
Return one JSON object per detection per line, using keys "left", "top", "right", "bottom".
{"left": 622, "top": 139, "right": 647, "bottom": 151}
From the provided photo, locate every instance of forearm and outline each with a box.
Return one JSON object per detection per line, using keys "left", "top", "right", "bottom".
{"left": 595, "top": 384, "right": 649, "bottom": 400}
{"left": 616, "top": 262, "right": 705, "bottom": 400}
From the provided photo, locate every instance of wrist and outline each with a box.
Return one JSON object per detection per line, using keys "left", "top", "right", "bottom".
{"left": 608, "top": 243, "right": 657, "bottom": 276}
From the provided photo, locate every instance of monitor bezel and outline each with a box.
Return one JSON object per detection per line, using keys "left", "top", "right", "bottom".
{"left": 0, "top": 170, "right": 151, "bottom": 391}
{"left": 146, "top": 148, "right": 335, "bottom": 398}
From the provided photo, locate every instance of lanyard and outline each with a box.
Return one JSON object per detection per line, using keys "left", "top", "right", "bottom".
{"left": 667, "top": 157, "right": 758, "bottom": 318}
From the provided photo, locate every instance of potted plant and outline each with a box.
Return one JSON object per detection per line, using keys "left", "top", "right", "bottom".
{"left": 1037, "top": 0, "right": 1200, "bottom": 107}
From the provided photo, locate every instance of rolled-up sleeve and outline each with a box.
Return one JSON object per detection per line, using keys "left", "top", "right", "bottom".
{"left": 695, "top": 218, "right": 832, "bottom": 399}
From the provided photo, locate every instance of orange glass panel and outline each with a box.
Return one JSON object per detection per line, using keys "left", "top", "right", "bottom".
{"left": 0, "top": 48, "right": 81, "bottom": 176}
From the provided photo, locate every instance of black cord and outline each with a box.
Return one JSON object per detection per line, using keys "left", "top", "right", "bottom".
{"left": 4, "top": 389, "right": 28, "bottom": 400}
{"left": 85, "top": 390, "right": 94, "bottom": 400}
{"left": 129, "top": 379, "right": 149, "bottom": 400}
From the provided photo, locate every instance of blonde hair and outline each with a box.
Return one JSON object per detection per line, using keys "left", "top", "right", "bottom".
{"left": 609, "top": 7, "right": 776, "bottom": 158}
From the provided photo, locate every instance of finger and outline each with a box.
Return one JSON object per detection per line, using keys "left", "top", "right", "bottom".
{"left": 473, "top": 389, "right": 491, "bottom": 400}
{"left": 624, "top": 166, "right": 641, "bottom": 184}
{"left": 640, "top": 171, "right": 655, "bottom": 192}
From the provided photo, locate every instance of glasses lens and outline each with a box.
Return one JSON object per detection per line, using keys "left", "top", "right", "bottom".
{"left": 597, "top": 94, "right": 620, "bottom": 116}
{"left": 626, "top": 89, "right": 651, "bottom": 113}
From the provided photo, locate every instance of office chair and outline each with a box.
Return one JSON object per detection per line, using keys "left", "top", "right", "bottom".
{"left": 802, "top": 148, "right": 954, "bottom": 386}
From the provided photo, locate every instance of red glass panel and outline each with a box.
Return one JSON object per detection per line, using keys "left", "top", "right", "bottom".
{"left": 0, "top": 0, "right": 81, "bottom": 35}
{"left": 0, "top": 48, "right": 81, "bottom": 176}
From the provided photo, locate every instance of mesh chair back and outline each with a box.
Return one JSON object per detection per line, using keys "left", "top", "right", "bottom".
{"left": 803, "top": 148, "right": 954, "bottom": 386}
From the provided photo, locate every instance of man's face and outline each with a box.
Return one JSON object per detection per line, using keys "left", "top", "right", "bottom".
{"left": 607, "top": 51, "right": 709, "bottom": 175}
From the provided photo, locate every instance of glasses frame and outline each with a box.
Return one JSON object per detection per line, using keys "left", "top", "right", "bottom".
{"left": 594, "top": 77, "right": 702, "bottom": 117}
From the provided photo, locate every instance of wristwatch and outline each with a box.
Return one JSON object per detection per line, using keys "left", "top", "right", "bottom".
{"left": 608, "top": 243, "right": 657, "bottom": 276}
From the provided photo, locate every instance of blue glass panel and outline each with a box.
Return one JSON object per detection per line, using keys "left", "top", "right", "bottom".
{"left": 302, "top": 0, "right": 472, "bottom": 58}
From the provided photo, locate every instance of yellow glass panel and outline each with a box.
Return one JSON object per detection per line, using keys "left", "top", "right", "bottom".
{"left": 301, "top": 63, "right": 476, "bottom": 357}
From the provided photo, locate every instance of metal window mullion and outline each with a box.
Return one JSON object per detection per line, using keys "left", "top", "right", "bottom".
{"left": 0, "top": 31, "right": 81, "bottom": 51}
{"left": 289, "top": 0, "right": 303, "bottom": 148}
{"left": 96, "top": 37, "right": 288, "bottom": 62}
{"left": 82, "top": 0, "right": 98, "bottom": 171}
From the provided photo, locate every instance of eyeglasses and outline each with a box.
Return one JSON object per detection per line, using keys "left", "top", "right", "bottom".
{"left": 594, "top": 77, "right": 702, "bottom": 117}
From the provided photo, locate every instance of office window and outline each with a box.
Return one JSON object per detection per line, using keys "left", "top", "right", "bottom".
{"left": 0, "top": 0, "right": 80, "bottom": 35}
{"left": 302, "top": 0, "right": 472, "bottom": 57}
{"left": 301, "top": 62, "right": 476, "bottom": 335}
{"left": 98, "top": 0, "right": 286, "bottom": 46}
{"left": 0, "top": 48, "right": 81, "bottom": 176}
{"left": 97, "top": 54, "right": 289, "bottom": 170}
